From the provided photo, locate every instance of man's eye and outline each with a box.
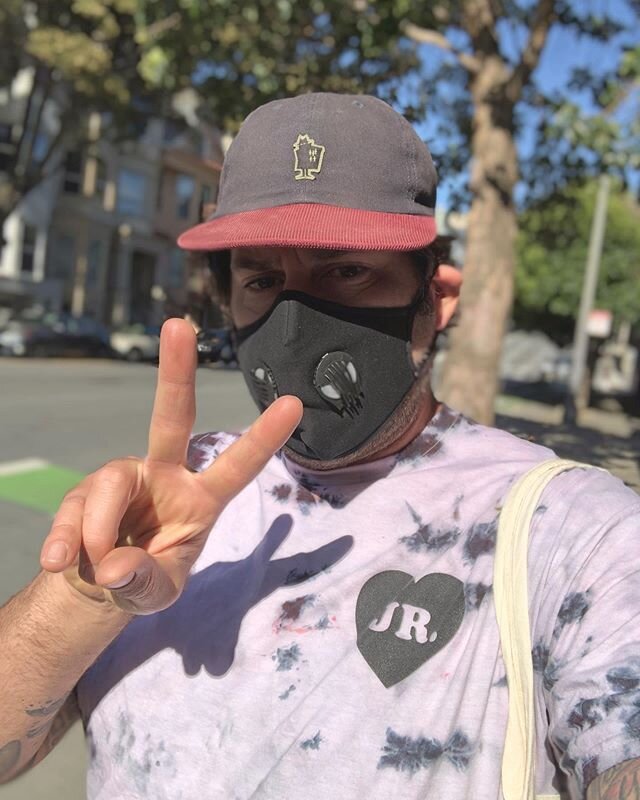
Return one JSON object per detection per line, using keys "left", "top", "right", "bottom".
{"left": 331, "top": 265, "right": 368, "bottom": 280}
{"left": 245, "top": 275, "right": 280, "bottom": 291}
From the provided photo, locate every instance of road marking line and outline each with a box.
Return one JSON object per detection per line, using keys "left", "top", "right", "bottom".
{"left": 0, "top": 458, "right": 50, "bottom": 477}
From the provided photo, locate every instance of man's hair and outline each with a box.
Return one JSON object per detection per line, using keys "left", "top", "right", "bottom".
{"left": 206, "top": 244, "right": 442, "bottom": 314}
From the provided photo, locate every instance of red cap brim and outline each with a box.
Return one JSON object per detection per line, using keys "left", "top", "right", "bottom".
{"left": 178, "top": 203, "right": 437, "bottom": 252}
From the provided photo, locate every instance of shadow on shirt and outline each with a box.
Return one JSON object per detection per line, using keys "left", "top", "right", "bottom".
{"left": 77, "top": 514, "right": 353, "bottom": 720}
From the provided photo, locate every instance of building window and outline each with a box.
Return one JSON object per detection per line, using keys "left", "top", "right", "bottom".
{"left": 21, "top": 224, "right": 37, "bottom": 274}
{"left": 163, "top": 119, "right": 182, "bottom": 145}
{"left": 168, "top": 248, "right": 184, "bottom": 288}
{"left": 199, "top": 183, "right": 215, "bottom": 219}
{"left": 175, "top": 173, "right": 195, "bottom": 220}
{"left": 87, "top": 239, "right": 102, "bottom": 287}
{"left": 156, "top": 170, "right": 163, "bottom": 210}
{"left": 63, "top": 151, "right": 83, "bottom": 194}
{"left": 116, "top": 168, "right": 146, "bottom": 216}
{"left": 190, "top": 130, "right": 204, "bottom": 157}
{"left": 0, "top": 123, "right": 13, "bottom": 172}
{"left": 47, "top": 232, "right": 75, "bottom": 280}
{"left": 32, "top": 132, "right": 49, "bottom": 163}
{"left": 95, "top": 158, "right": 107, "bottom": 198}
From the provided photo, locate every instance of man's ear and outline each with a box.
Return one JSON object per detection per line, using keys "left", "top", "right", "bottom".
{"left": 431, "top": 264, "right": 462, "bottom": 331}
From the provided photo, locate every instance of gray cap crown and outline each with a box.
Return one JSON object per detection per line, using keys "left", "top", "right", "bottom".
{"left": 213, "top": 93, "right": 437, "bottom": 220}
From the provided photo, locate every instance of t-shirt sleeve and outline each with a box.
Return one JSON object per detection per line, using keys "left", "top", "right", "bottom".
{"left": 529, "top": 467, "right": 640, "bottom": 796}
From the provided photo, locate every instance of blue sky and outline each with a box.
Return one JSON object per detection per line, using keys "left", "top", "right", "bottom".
{"left": 404, "top": 0, "right": 639, "bottom": 211}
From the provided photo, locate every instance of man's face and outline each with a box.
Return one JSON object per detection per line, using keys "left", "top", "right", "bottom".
{"left": 229, "top": 247, "right": 434, "bottom": 366}
{"left": 227, "top": 246, "right": 455, "bottom": 468}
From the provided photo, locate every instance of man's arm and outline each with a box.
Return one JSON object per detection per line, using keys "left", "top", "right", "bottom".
{"left": 587, "top": 759, "right": 640, "bottom": 800}
{"left": 0, "top": 323, "right": 302, "bottom": 784}
{"left": 0, "top": 690, "right": 80, "bottom": 781}
{"left": 0, "top": 570, "right": 132, "bottom": 783}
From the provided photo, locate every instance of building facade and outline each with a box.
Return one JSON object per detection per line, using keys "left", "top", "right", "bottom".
{"left": 0, "top": 84, "right": 223, "bottom": 328}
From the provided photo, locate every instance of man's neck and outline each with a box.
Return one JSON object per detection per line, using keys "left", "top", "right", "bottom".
{"left": 356, "top": 395, "right": 439, "bottom": 464}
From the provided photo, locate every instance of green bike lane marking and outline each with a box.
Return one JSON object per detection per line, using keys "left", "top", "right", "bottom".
{"left": 0, "top": 459, "right": 85, "bottom": 515}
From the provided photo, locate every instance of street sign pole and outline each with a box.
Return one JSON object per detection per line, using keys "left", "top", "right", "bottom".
{"left": 564, "top": 174, "right": 611, "bottom": 425}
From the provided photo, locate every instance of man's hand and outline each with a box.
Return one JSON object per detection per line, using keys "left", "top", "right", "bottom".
{"left": 38, "top": 318, "right": 302, "bottom": 615}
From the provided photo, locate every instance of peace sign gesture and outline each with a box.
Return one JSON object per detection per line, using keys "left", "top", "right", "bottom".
{"left": 39, "top": 319, "right": 302, "bottom": 615}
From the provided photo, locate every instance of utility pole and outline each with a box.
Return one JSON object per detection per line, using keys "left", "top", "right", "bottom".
{"left": 563, "top": 174, "right": 611, "bottom": 425}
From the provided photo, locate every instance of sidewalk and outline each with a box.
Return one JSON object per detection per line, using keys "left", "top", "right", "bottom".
{"left": 495, "top": 394, "right": 640, "bottom": 493}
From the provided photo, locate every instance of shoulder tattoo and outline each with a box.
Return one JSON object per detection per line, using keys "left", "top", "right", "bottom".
{"left": 587, "top": 759, "right": 640, "bottom": 800}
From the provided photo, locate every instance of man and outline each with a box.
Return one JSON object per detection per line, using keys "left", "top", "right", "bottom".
{"left": 1, "top": 93, "right": 639, "bottom": 799}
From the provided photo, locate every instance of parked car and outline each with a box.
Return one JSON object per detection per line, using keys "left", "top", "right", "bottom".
{"left": 0, "top": 319, "right": 49, "bottom": 357}
{"left": 0, "top": 314, "right": 112, "bottom": 358}
{"left": 110, "top": 324, "right": 161, "bottom": 362}
{"left": 540, "top": 347, "right": 573, "bottom": 387}
{"left": 543, "top": 341, "right": 640, "bottom": 415}
{"left": 196, "top": 328, "right": 235, "bottom": 366}
{"left": 500, "top": 330, "right": 560, "bottom": 384}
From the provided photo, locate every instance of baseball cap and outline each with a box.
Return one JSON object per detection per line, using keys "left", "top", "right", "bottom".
{"left": 178, "top": 92, "right": 438, "bottom": 252}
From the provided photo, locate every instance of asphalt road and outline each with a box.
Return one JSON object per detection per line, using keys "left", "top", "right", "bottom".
{"left": 0, "top": 358, "right": 257, "bottom": 800}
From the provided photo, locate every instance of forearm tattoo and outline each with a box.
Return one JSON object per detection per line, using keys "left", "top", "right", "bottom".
{"left": 587, "top": 759, "right": 640, "bottom": 800}
{"left": 25, "top": 696, "right": 67, "bottom": 718}
{"left": 0, "top": 690, "right": 80, "bottom": 781}
{"left": 25, "top": 695, "right": 69, "bottom": 740}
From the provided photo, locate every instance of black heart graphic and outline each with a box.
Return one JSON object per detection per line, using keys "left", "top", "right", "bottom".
{"left": 356, "top": 571, "right": 465, "bottom": 688}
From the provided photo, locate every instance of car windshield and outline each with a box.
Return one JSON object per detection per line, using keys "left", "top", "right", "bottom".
{"left": 114, "top": 324, "right": 160, "bottom": 336}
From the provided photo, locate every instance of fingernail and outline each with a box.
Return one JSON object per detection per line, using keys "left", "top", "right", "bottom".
{"left": 44, "top": 541, "right": 68, "bottom": 564}
{"left": 105, "top": 571, "right": 136, "bottom": 590}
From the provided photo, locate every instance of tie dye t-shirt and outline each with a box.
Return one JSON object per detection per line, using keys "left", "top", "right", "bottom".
{"left": 76, "top": 406, "right": 640, "bottom": 800}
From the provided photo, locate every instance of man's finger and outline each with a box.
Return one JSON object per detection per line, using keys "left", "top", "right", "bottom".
{"left": 94, "top": 547, "right": 187, "bottom": 615}
{"left": 147, "top": 318, "right": 197, "bottom": 465}
{"left": 40, "top": 477, "right": 93, "bottom": 572}
{"left": 200, "top": 396, "right": 303, "bottom": 505}
{"left": 80, "top": 459, "right": 140, "bottom": 578}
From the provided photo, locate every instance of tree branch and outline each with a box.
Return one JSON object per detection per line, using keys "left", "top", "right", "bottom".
{"left": 37, "top": 109, "right": 77, "bottom": 178}
{"left": 605, "top": 78, "right": 640, "bottom": 115}
{"left": 13, "top": 65, "right": 38, "bottom": 181}
{"left": 20, "top": 68, "right": 52, "bottom": 179}
{"left": 10, "top": 106, "right": 80, "bottom": 218}
{"left": 504, "top": 0, "right": 558, "bottom": 102}
{"left": 401, "top": 21, "right": 480, "bottom": 73}
{"left": 138, "top": 12, "right": 181, "bottom": 43}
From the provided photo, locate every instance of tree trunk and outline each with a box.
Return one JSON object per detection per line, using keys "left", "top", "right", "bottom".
{"left": 439, "top": 57, "right": 518, "bottom": 425}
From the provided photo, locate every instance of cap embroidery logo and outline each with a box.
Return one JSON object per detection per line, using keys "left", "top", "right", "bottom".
{"left": 293, "top": 134, "right": 325, "bottom": 180}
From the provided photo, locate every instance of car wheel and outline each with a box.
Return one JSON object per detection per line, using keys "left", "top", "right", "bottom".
{"left": 126, "top": 347, "right": 144, "bottom": 363}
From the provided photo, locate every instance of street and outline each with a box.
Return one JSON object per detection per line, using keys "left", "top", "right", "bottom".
{"left": 0, "top": 358, "right": 638, "bottom": 799}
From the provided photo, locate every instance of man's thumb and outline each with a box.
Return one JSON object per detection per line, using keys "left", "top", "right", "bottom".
{"left": 95, "top": 547, "right": 183, "bottom": 615}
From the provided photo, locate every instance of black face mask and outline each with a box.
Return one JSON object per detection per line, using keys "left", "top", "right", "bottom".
{"left": 235, "top": 290, "right": 424, "bottom": 462}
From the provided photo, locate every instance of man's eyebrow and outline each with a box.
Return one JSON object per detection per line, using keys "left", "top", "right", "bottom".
{"left": 230, "top": 257, "right": 279, "bottom": 272}
{"left": 231, "top": 249, "right": 355, "bottom": 271}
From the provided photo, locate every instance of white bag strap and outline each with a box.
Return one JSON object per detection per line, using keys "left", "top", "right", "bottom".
{"left": 495, "top": 458, "right": 591, "bottom": 800}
